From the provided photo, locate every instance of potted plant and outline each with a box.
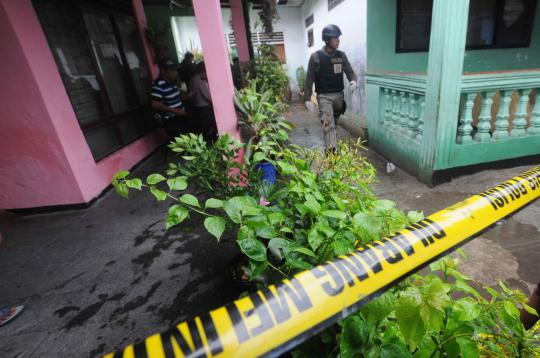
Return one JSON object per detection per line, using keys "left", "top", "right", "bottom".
{"left": 233, "top": 81, "right": 293, "bottom": 185}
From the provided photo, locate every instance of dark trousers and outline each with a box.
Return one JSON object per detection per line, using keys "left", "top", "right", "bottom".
{"left": 192, "top": 106, "right": 218, "bottom": 142}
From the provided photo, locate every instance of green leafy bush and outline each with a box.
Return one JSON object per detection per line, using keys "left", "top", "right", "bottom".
{"left": 112, "top": 84, "right": 539, "bottom": 357}
{"left": 338, "top": 256, "right": 540, "bottom": 358}
{"left": 234, "top": 81, "right": 292, "bottom": 164}
{"left": 247, "top": 45, "right": 290, "bottom": 103}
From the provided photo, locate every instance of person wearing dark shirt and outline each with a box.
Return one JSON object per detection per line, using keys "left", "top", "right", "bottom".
{"left": 304, "top": 24, "right": 357, "bottom": 152}
{"left": 151, "top": 58, "right": 189, "bottom": 137}
{"left": 178, "top": 52, "right": 196, "bottom": 87}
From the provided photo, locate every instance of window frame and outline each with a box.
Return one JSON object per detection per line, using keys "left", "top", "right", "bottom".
{"left": 33, "top": 0, "right": 154, "bottom": 161}
{"left": 307, "top": 28, "right": 314, "bottom": 48}
{"left": 395, "top": 0, "right": 537, "bottom": 53}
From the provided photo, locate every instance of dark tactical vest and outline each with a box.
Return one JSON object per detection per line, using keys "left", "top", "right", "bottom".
{"left": 314, "top": 50, "right": 345, "bottom": 94}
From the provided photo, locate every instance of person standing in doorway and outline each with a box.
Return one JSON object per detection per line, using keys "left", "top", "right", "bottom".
{"left": 189, "top": 62, "right": 218, "bottom": 142}
{"left": 304, "top": 24, "right": 357, "bottom": 153}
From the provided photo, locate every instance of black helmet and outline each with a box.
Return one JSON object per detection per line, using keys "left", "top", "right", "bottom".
{"left": 322, "top": 24, "right": 342, "bottom": 41}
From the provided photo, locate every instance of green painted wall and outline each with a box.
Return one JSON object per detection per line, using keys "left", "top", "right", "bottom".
{"left": 463, "top": 4, "right": 540, "bottom": 72}
{"left": 367, "top": 0, "right": 429, "bottom": 73}
{"left": 368, "top": 0, "right": 540, "bottom": 74}
{"left": 143, "top": 5, "right": 194, "bottom": 63}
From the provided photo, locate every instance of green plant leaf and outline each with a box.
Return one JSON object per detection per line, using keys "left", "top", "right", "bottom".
{"left": 353, "top": 212, "right": 383, "bottom": 237}
{"left": 277, "top": 161, "right": 295, "bottom": 174}
{"left": 419, "top": 304, "right": 445, "bottom": 331}
{"left": 125, "top": 178, "right": 143, "bottom": 190}
{"left": 147, "top": 173, "right": 166, "bottom": 185}
{"left": 304, "top": 194, "right": 321, "bottom": 215}
{"left": 249, "top": 259, "right": 267, "bottom": 279}
{"left": 253, "top": 152, "right": 266, "bottom": 163}
{"left": 286, "top": 258, "right": 312, "bottom": 270}
{"left": 180, "top": 194, "right": 200, "bottom": 207}
{"left": 340, "top": 315, "right": 370, "bottom": 358}
{"left": 456, "top": 337, "right": 479, "bottom": 358}
{"left": 321, "top": 210, "right": 347, "bottom": 220}
{"left": 204, "top": 217, "right": 226, "bottom": 241}
{"left": 255, "top": 226, "right": 276, "bottom": 239}
{"left": 113, "top": 170, "right": 130, "bottom": 180}
{"left": 523, "top": 302, "right": 539, "bottom": 316}
{"left": 238, "top": 237, "right": 267, "bottom": 262}
{"left": 503, "top": 300, "right": 520, "bottom": 318}
{"left": 293, "top": 246, "right": 316, "bottom": 258}
{"left": 166, "top": 205, "right": 189, "bottom": 229}
{"left": 167, "top": 176, "right": 188, "bottom": 191}
{"left": 333, "top": 237, "right": 354, "bottom": 256}
{"left": 268, "top": 212, "right": 285, "bottom": 225}
{"left": 149, "top": 186, "right": 167, "bottom": 201}
{"left": 114, "top": 182, "right": 129, "bottom": 198}
{"left": 361, "top": 292, "right": 396, "bottom": 324}
{"left": 307, "top": 228, "right": 325, "bottom": 251}
{"left": 443, "top": 338, "right": 461, "bottom": 358}
{"left": 395, "top": 300, "right": 425, "bottom": 350}
{"left": 380, "top": 343, "right": 413, "bottom": 358}
{"left": 453, "top": 298, "right": 480, "bottom": 322}
{"left": 268, "top": 238, "right": 291, "bottom": 260}
{"left": 407, "top": 210, "right": 424, "bottom": 223}
{"left": 453, "top": 279, "right": 484, "bottom": 301}
{"left": 238, "top": 226, "right": 255, "bottom": 241}
{"left": 372, "top": 199, "right": 396, "bottom": 212}
{"left": 224, "top": 196, "right": 259, "bottom": 223}
{"left": 423, "top": 277, "right": 451, "bottom": 311}
{"left": 205, "top": 198, "right": 224, "bottom": 209}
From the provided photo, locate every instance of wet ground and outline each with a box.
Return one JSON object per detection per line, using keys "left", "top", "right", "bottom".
{"left": 0, "top": 103, "right": 538, "bottom": 357}
{"left": 0, "top": 155, "right": 243, "bottom": 357}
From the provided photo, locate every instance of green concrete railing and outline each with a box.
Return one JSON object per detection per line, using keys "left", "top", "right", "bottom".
{"left": 451, "top": 71, "right": 540, "bottom": 168}
{"left": 366, "top": 71, "right": 540, "bottom": 183}
{"left": 380, "top": 88, "right": 426, "bottom": 141}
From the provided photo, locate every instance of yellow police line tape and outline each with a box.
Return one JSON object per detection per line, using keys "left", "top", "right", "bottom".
{"left": 104, "top": 166, "right": 540, "bottom": 358}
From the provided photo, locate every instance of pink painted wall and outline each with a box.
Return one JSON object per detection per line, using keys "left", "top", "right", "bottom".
{"left": 133, "top": 0, "right": 159, "bottom": 79}
{"left": 230, "top": 0, "right": 251, "bottom": 63}
{"left": 0, "top": 0, "right": 164, "bottom": 209}
{"left": 193, "top": 0, "right": 240, "bottom": 139}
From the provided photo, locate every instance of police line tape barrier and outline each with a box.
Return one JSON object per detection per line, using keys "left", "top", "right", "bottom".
{"left": 104, "top": 166, "right": 540, "bottom": 358}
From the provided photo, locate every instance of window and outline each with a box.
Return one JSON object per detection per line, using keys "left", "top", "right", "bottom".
{"left": 305, "top": 14, "right": 314, "bottom": 27}
{"left": 396, "top": 0, "right": 433, "bottom": 52}
{"left": 396, "top": 0, "right": 537, "bottom": 52}
{"left": 328, "top": 0, "right": 345, "bottom": 11}
{"left": 33, "top": 0, "right": 154, "bottom": 161}
{"left": 307, "top": 28, "right": 314, "bottom": 47}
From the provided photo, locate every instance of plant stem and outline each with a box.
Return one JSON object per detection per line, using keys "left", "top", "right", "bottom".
{"left": 268, "top": 262, "right": 288, "bottom": 278}
{"left": 437, "top": 333, "right": 472, "bottom": 350}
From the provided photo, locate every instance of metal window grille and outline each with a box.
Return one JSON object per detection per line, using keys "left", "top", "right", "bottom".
{"left": 305, "top": 14, "right": 314, "bottom": 27}
{"left": 328, "top": 0, "right": 345, "bottom": 11}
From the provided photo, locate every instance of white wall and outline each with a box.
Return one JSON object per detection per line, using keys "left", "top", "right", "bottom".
{"left": 272, "top": 7, "right": 305, "bottom": 96}
{"left": 300, "top": 0, "right": 367, "bottom": 116}
{"left": 171, "top": 6, "right": 306, "bottom": 96}
{"left": 170, "top": 0, "right": 367, "bottom": 114}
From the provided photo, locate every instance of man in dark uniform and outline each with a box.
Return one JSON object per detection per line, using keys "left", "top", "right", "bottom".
{"left": 304, "top": 24, "right": 357, "bottom": 152}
